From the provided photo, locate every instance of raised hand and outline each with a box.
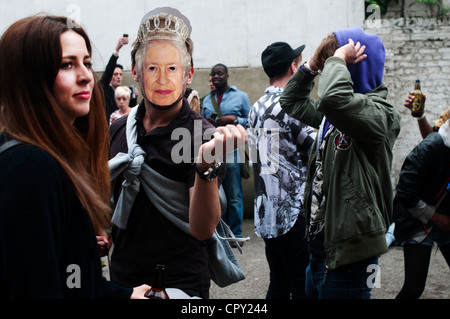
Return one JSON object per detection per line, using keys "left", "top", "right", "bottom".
{"left": 197, "top": 124, "right": 247, "bottom": 169}
{"left": 404, "top": 91, "right": 426, "bottom": 111}
{"left": 334, "top": 39, "right": 367, "bottom": 66}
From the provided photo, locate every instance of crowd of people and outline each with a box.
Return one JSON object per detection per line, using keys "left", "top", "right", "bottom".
{"left": 0, "top": 6, "right": 448, "bottom": 300}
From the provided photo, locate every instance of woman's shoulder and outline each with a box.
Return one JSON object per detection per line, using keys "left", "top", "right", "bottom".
{"left": 0, "top": 142, "right": 64, "bottom": 180}
{"left": 1, "top": 141, "right": 56, "bottom": 161}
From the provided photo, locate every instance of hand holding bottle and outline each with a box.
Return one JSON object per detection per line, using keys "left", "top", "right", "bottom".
{"left": 404, "top": 81, "right": 426, "bottom": 118}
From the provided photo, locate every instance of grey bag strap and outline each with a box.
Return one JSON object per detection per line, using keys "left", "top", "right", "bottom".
{"left": 0, "top": 139, "right": 24, "bottom": 156}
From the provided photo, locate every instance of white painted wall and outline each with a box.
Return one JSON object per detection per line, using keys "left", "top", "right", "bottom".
{"left": 0, "top": 0, "right": 365, "bottom": 71}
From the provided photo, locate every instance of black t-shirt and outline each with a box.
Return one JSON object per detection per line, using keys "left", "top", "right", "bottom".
{"left": 109, "top": 99, "right": 218, "bottom": 298}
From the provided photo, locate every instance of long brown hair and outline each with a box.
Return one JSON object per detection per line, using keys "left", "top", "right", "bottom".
{"left": 0, "top": 15, "right": 110, "bottom": 233}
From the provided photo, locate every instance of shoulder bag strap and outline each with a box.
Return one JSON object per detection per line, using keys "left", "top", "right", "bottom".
{"left": 210, "top": 93, "right": 223, "bottom": 117}
{"left": 0, "top": 139, "right": 24, "bottom": 156}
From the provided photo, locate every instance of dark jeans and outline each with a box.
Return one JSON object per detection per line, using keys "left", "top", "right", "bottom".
{"left": 263, "top": 217, "right": 309, "bottom": 299}
{"left": 306, "top": 254, "right": 378, "bottom": 299}
{"left": 396, "top": 223, "right": 450, "bottom": 299}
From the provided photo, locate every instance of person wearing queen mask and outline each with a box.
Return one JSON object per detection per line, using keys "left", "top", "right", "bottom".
{"left": 108, "top": 7, "right": 247, "bottom": 299}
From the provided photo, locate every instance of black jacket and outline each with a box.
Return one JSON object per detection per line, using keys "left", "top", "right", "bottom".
{"left": 99, "top": 54, "right": 119, "bottom": 121}
{"left": 0, "top": 141, "right": 132, "bottom": 298}
{"left": 393, "top": 131, "right": 450, "bottom": 243}
{"left": 99, "top": 55, "right": 138, "bottom": 122}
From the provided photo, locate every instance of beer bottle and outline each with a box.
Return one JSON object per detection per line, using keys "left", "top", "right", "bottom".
{"left": 144, "top": 264, "right": 170, "bottom": 299}
{"left": 411, "top": 79, "right": 425, "bottom": 118}
{"left": 99, "top": 244, "right": 111, "bottom": 281}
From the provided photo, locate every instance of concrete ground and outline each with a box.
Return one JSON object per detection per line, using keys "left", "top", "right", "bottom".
{"left": 210, "top": 219, "right": 450, "bottom": 299}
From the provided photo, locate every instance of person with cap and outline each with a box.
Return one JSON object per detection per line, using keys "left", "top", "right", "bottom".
{"left": 247, "top": 42, "right": 316, "bottom": 299}
{"left": 107, "top": 7, "right": 247, "bottom": 298}
{"left": 202, "top": 64, "right": 252, "bottom": 245}
{"left": 280, "top": 27, "right": 401, "bottom": 299}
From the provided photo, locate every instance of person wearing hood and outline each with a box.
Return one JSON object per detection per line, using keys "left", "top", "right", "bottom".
{"left": 280, "top": 27, "right": 401, "bottom": 299}
{"left": 393, "top": 119, "right": 450, "bottom": 299}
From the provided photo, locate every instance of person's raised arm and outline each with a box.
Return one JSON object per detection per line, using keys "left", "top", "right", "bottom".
{"left": 99, "top": 37, "right": 129, "bottom": 87}
{"left": 189, "top": 124, "right": 247, "bottom": 240}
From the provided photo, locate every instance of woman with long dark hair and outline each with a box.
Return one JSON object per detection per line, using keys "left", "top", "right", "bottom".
{"left": 0, "top": 15, "right": 149, "bottom": 298}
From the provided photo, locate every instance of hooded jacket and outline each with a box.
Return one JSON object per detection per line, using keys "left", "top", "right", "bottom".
{"left": 280, "top": 27, "right": 401, "bottom": 269}
{"left": 333, "top": 27, "right": 386, "bottom": 94}
{"left": 393, "top": 120, "right": 450, "bottom": 243}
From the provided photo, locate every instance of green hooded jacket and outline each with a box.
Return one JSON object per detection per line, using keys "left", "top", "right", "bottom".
{"left": 280, "top": 57, "right": 401, "bottom": 269}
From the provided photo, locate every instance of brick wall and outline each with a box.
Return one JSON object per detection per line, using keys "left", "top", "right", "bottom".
{"left": 364, "top": 16, "right": 450, "bottom": 187}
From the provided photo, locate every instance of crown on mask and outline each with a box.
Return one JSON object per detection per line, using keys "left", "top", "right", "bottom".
{"left": 137, "top": 8, "right": 191, "bottom": 43}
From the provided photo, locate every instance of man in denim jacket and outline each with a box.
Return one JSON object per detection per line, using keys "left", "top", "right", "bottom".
{"left": 202, "top": 64, "right": 251, "bottom": 241}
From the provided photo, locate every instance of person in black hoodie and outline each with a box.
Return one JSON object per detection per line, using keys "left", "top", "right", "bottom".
{"left": 99, "top": 36, "right": 130, "bottom": 121}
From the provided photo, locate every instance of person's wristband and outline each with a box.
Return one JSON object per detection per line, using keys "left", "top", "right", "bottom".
{"left": 194, "top": 158, "right": 222, "bottom": 181}
{"left": 301, "top": 61, "right": 319, "bottom": 76}
{"left": 415, "top": 112, "right": 426, "bottom": 120}
{"left": 113, "top": 50, "right": 119, "bottom": 56}
{"left": 413, "top": 112, "right": 425, "bottom": 120}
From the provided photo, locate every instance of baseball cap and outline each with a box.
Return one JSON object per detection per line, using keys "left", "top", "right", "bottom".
{"left": 262, "top": 42, "right": 305, "bottom": 78}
